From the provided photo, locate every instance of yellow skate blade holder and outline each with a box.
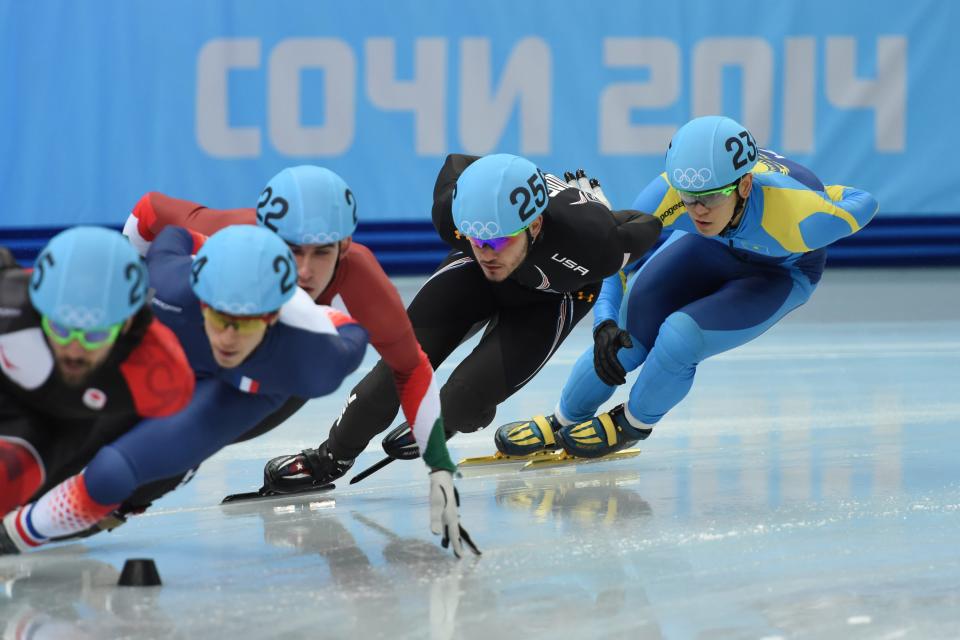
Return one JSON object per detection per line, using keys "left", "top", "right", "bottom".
{"left": 458, "top": 449, "right": 560, "bottom": 467}
{"left": 458, "top": 448, "right": 641, "bottom": 470}
{"left": 520, "top": 448, "right": 642, "bottom": 470}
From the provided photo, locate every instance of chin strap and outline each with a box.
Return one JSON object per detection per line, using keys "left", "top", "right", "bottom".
{"left": 721, "top": 194, "right": 747, "bottom": 237}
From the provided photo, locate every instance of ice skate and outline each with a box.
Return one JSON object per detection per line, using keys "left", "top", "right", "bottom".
{"left": 556, "top": 404, "right": 651, "bottom": 459}
{"left": 493, "top": 414, "right": 563, "bottom": 456}
{"left": 463, "top": 407, "right": 645, "bottom": 471}
{"left": 222, "top": 441, "right": 350, "bottom": 503}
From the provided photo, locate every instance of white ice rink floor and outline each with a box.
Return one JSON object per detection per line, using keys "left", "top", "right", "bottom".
{"left": 2, "top": 268, "right": 959, "bottom": 639}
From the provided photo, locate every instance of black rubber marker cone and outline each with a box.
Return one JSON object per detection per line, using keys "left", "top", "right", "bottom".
{"left": 118, "top": 558, "right": 162, "bottom": 586}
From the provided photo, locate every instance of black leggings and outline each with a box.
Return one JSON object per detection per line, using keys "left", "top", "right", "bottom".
{"left": 326, "top": 251, "right": 599, "bottom": 459}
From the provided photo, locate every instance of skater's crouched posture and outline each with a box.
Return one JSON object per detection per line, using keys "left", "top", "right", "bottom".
{"left": 123, "top": 164, "right": 475, "bottom": 557}
{"left": 1, "top": 225, "right": 367, "bottom": 554}
{"left": 496, "top": 115, "right": 879, "bottom": 459}
{"left": 267, "top": 152, "right": 663, "bottom": 486}
{"left": 0, "top": 228, "right": 193, "bottom": 553}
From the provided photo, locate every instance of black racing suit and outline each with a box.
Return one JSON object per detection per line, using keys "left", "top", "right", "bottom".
{"left": 325, "top": 154, "right": 663, "bottom": 458}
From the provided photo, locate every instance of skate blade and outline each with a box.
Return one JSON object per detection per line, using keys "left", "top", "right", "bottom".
{"left": 520, "top": 448, "right": 641, "bottom": 469}
{"left": 220, "top": 482, "right": 335, "bottom": 504}
{"left": 458, "top": 449, "right": 561, "bottom": 467}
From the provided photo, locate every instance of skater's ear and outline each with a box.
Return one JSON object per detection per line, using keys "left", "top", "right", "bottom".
{"left": 337, "top": 237, "right": 352, "bottom": 258}
{"left": 528, "top": 216, "right": 544, "bottom": 239}
{"left": 738, "top": 173, "right": 754, "bottom": 198}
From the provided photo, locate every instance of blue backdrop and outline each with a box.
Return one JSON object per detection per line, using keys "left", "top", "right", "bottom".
{"left": 1, "top": 1, "right": 956, "bottom": 268}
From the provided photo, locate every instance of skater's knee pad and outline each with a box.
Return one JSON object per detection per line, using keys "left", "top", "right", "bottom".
{"left": 450, "top": 405, "right": 496, "bottom": 433}
{"left": 440, "top": 379, "right": 496, "bottom": 433}
{"left": 653, "top": 312, "right": 705, "bottom": 372}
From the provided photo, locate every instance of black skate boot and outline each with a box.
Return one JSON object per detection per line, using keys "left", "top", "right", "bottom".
{"left": 261, "top": 441, "right": 354, "bottom": 495}
{"left": 382, "top": 422, "right": 457, "bottom": 460}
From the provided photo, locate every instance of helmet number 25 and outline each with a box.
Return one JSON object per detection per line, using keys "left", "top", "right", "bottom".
{"left": 510, "top": 170, "right": 548, "bottom": 222}
{"left": 725, "top": 130, "right": 758, "bottom": 171}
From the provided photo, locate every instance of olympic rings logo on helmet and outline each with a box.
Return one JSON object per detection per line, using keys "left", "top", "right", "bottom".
{"left": 55, "top": 305, "right": 107, "bottom": 329}
{"left": 207, "top": 301, "right": 262, "bottom": 316}
{"left": 457, "top": 220, "right": 502, "bottom": 240}
{"left": 297, "top": 231, "right": 341, "bottom": 245}
{"left": 672, "top": 168, "right": 713, "bottom": 190}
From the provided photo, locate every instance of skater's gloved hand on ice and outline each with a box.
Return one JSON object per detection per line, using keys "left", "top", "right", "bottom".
{"left": 429, "top": 469, "right": 481, "bottom": 559}
{"left": 563, "top": 169, "right": 612, "bottom": 209}
{"left": 593, "top": 319, "right": 633, "bottom": 386}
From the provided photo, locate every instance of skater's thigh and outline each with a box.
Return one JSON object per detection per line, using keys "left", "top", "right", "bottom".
{"left": 406, "top": 253, "right": 498, "bottom": 369}
{"left": 626, "top": 233, "right": 756, "bottom": 348}
{"left": 447, "top": 288, "right": 595, "bottom": 401}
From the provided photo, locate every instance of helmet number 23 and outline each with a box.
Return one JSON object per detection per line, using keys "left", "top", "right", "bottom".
{"left": 725, "top": 131, "right": 758, "bottom": 170}
{"left": 510, "top": 170, "right": 548, "bottom": 222}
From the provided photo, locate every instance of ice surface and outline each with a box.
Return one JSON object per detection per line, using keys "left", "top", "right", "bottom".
{"left": 2, "top": 268, "right": 959, "bottom": 639}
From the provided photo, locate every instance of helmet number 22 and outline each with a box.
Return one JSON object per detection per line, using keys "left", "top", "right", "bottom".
{"left": 725, "top": 131, "right": 758, "bottom": 170}
{"left": 256, "top": 187, "right": 289, "bottom": 232}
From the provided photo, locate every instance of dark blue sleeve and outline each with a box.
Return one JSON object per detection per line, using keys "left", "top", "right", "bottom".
{"left": 280, "top": 322, "right": 369, "bottom": 398}
{"left": 145, "top": 226, "right": 201, "bottom": 325}
{"left": 83, "top": 379, "right": 285, "bottom": 504}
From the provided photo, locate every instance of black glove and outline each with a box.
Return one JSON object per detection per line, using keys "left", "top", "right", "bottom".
{"left": 593, "top": 319, "right": 633, "bottom": 386}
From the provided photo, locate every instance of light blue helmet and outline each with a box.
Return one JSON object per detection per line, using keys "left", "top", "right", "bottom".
{"left": 191, "top": 225, "right": 297, "bottom": 315}
{"left": 452, "top": 154, "right": 548, "bottom": 240}
{"left": 665, "top": 116, "right": 758, "bottom": 192}
{"left": 29, "top": 226, "right": 148, "bottom": 329}
{"left": 257, "top": 165, "right": 357, "bottom": 245}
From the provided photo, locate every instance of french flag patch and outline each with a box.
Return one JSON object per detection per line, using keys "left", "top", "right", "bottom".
{"left": 239, "top": 376, "right": 260, "bottom": 394}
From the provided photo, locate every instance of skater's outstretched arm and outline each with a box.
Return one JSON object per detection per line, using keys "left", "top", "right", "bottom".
{"left": 123, "top": 191, "right": 254, "bottom": 256}
{"left": 1, "top": 380, "right": 285, "bottom": 553}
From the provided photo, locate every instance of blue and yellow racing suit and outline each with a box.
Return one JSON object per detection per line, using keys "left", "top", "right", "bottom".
{"left": 557, "top": 150, "right": 879, "bottom": 427}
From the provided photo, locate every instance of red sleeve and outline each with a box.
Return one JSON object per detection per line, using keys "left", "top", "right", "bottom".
{"left": 335, "top": 243, "right": 421, "bottom": 375}
{"left": 119, "top": 319, "right": 195, "bottom": 418}
{"left": 133, "top": 192, "right": 257, "bottom": 240}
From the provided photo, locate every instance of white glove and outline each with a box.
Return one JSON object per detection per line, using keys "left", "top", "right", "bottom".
{"left": 429, "top": 470, "right": 480, "bottom": 559}
{"left": 564, "top": 169, "right": 612, "bottom": 209}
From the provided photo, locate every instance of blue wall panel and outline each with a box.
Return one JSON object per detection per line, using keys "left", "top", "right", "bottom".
{"left": 1, "top": 1, "right": 956, "bottom": 268}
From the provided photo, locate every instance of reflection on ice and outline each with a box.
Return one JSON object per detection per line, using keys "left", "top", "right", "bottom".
{"left": 2, "top": 271, "right": 959, "bottom": 638}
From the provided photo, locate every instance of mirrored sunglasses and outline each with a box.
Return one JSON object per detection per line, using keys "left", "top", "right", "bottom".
{"left": 466, "top": 227, "right": 527, "bottom": 252}
{"left": 200, "top": 304, "right": 277, "bottom": 334}
{"left": 41, "top": 316, "right": 122, "bottom": 350}
{"left": 677, "top": 181, "right": 740, "bottom": 209}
